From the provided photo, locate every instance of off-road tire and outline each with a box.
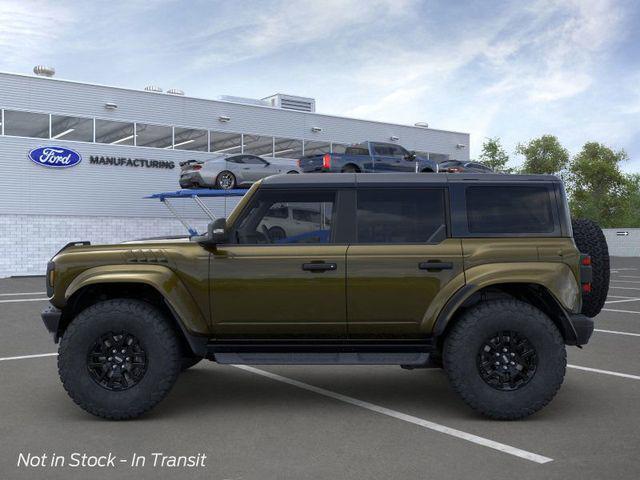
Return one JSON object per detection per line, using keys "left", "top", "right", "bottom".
{"left": 572, "top": 218, "right": 610, "bottom": 317}
{"left": 443, "top": 299, "right": 566, "bottom": 420}
{"left": 58, "top": 299, "right": 182, "bottom": 420}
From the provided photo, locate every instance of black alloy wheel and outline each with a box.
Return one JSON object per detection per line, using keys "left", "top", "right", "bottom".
{"left": 477, "top": 330, "right": 537, "bottom": 391}
{"left": 87, "top": 331, "right": 147, "bottom": 391}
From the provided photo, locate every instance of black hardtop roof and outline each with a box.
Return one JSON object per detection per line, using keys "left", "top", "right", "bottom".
{"left": 260, "top": 173, "right": 561, "bottom": 188}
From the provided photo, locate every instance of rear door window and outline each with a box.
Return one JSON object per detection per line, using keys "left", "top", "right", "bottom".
{"left": 356, "top": 189, "right": 447, "bottom": 243}
{"left": 465, "top": 186, "right": 555, "bottom": 234}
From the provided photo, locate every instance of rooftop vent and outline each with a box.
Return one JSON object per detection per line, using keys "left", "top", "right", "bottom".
{"left": 262, "top": 94, "right": 316, "bottom": 112}
{"left": 144, "top": 85, "right": 163, "bottom": 93}
{"left": 33, "top": 65, "right": 55, "bottom": 77}
{"left": 167, "top": 88, "right": 185, "bottom": 96}
{"left": 414, "top": 122, "right": 429, "bottom": 128}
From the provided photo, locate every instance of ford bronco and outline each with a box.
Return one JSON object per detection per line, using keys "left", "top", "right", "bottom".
{"left": 42, "top": 173, "right": 609, "bottom": 420}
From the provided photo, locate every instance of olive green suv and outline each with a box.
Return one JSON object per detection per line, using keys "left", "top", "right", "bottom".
{"left": 41, "top": 173, "right": 609, "bottom": 420}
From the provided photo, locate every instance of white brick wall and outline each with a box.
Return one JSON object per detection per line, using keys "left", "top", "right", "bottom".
{"left": 603, "top": 229, "right": 640, "bottom": 257}
{"left": 0, "top": 214, "right": 211, "bottom": 278}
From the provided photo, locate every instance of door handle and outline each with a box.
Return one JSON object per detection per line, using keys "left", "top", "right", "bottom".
{"left": 418, "top": 261, "right": 453, "bottom": 271}
{"left": 302, "top": 262, "right": 337, "bottom": 272}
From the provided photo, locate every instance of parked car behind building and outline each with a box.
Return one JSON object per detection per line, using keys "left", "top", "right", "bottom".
{"left": 179, "top": 154, "right": 300, "bottom": 189}
{"left": 438, "top": 160, "right": 494, "bottom": 173}
{"left": 298, "top": 141, "right": 438, "bottom": 173}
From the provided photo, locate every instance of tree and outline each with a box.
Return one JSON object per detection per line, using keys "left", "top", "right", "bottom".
{"left": 478, "top": 137, "right": 512, "bottom": 172}
{"left": 516, "top": 135, "right": 569, "bottom": 175}
{"left": 568, "top": 142, "right": 630, "bottom": 227}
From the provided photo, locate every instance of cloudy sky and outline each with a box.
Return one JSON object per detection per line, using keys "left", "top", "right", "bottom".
{"left": 1, "top": 0, "right": 638, "bottom": 169}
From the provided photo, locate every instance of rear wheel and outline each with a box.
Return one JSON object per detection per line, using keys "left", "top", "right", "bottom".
{"left": 572, "top": 218, "right": 610, "bottom": 317}
{"left": 216, "top": 171, "right": 236, "bottom": 190}
{"left": 341, "top": 165, "right": 359, "bottom": 173}
{"left": 58, "top": 299, "right": 182, "bottom": 420}
{"left": 287, "top": 170, "right": 299, "bottom": 174}
{"left": 443, "top": 299, "right": 566, "bottom": 420}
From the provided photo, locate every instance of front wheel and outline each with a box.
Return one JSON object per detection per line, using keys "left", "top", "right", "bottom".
{"left": 58, "top": 299, "right": 183, "bottom": 420}
{"left": 443, "top": 299, "right": 566, "bottom": 420}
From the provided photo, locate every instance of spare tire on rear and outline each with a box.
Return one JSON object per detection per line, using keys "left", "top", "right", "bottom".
{"left": 571, "top": 218, "right": 610, "bottom": 317}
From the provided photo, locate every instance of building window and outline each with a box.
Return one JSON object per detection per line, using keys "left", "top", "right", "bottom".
{"left": 3, "top": 110, "right": 49, "bottom": 138}
{"left": 273, "top": 137, "right": 303, "bottom": 159}
{"left": 95, "top": 119, "right": 135, "bottom": 145}
{"left": 243, "top": 135, "right": 274, "bottom": 156}
{"left": 331, "top": 143, "right": 348, "bottom": 154}
{"left": 415, "top": 151, "right": 450, "bottom": 163}
{"left": 51, "top": 115, "right": 93, "bottom": 142}
{"left": 303, "top": 140, "right": 331, "bottom": 156}
{"left": 135, "top": 123, "right": 172, "bottom": 148}
{"left": 210, "top": 131, "right": 242, "bottom": 154}
{"left": 173, "top": 127, "right": 208, "bottom": 151}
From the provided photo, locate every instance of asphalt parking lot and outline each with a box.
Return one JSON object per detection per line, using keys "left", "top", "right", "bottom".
{"left": 1, "top": 258, "right": 639, "bottom": 480}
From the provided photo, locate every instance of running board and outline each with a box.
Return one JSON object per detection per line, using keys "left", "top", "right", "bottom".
{"left": 206, "top": 339, "right": 436, "bottom": 366}
{"left": 214, "top": 352, "right": 431, "bottom": 365}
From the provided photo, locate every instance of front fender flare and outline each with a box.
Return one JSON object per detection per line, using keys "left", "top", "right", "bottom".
{"left": 65, "top": 264, "right": 209, "bottom": 335}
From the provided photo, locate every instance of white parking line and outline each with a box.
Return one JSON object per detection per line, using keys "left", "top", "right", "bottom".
{"left": 0, "top": 292, "right": 47, "bottom": 297}
{"left": 595, "top": 328, "right": 640, "bottom": 337}
{"left": 233, "top": 365, "right": 553, "bottom": 464}
{"left": 609, "top": 286, "right": 640, "bottom": 292}
{"left": 604, "top": 298, "right": 640, "bottom": 304}
{"left": 0, "top": 352, "right": 57, "bottom": 362}
{"left": 602, "top": 308, "right": 640, "bottom": 315}
{"left": 610, "top": 268, "right": 638, "bottom": 271}
{"left": 568, "top": 365, "right": 640, "bottom": 381}
{"left": 610, "top": 280, "right": 640, "bottom": 285}
{"left": 0, "top": 298, "right": 49, "bottom": 304}
{"left": 615, "top": 275, "right": 640, "bottom": 279}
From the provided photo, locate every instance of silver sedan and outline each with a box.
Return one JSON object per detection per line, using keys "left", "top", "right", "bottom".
{"left": 179, "top": 154, "right": 300, "bottom": 190}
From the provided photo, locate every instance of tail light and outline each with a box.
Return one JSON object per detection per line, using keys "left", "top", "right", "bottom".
{"left": 297, "top": 159, "right": 301, "bottom": 167}
{"left": 322, "top": 153, "right": 331, "bottom": 169}
{"left": 447, "top": 167, "right": 463, "bottom": 173}
{"left": 580, "top": 254, "right": 592, "bottom": 295}
{"left": 192, "top": 165, "right": 202, "bottom": 170}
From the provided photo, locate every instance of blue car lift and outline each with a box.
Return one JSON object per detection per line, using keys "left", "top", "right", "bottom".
{"left": 145, "top": 189, "right": 246, "bottom": 236}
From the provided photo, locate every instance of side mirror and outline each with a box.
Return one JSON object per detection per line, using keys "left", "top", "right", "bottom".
{"left": 404, "top": 151, "right": 416, "bottom": 161}
{"left": 196, "top": 218, "right": 228, "bottom": 245}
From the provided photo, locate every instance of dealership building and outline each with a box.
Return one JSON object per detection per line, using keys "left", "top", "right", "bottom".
{"left": 0, "top": 69, "right": 470, "bottom": 277}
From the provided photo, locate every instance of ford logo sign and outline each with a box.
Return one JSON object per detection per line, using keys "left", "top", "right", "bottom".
{"left": 28, "top": 146, "right": 82, "bottom": 168}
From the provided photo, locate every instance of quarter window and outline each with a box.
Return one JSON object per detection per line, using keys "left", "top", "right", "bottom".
{"left": 235, "top": 191, "right": 335, "bottom": 244}
{"left": 356, "top": 189, "right": 446, "bottom": 243}
{"left": 466, "top": 186, "right": 555, "bottom": 234}
{"left": 3, "top": 110, "right": 49, "bottom": 138}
